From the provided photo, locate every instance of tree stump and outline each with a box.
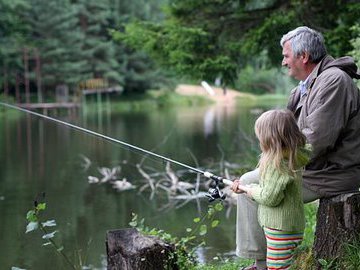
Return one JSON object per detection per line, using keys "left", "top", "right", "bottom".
{"left": 313, "top": 192, "right": 360, "bottom": 261}
{"left": 106, "top": 228, "right": 179, "bottom": 270}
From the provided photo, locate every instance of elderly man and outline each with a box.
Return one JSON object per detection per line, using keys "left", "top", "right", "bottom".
{"left": 232, "top": 26, "right": 360, "bottom": 270}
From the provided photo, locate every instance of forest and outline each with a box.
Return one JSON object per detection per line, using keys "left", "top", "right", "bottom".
{"left": 1, "top": 0, "right": 360, "bottom": 101}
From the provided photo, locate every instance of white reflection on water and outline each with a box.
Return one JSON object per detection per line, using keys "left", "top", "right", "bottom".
{"left": 204, "top": 107, "right": 215, "bottom": 138}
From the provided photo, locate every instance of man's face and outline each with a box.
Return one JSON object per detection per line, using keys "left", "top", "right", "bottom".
{"left": 282, "top": 40, "right": 304, "bottom": 81}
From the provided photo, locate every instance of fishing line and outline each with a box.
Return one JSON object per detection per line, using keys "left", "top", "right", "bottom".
{"left": 0, "top": 102, "right": 233, "bottom": 191}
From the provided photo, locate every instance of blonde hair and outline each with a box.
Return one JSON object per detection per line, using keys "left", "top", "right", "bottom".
{"left": 255, "top": 109, "right": 306, "bottom": 175}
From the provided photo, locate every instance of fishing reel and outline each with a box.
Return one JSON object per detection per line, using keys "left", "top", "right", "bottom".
{"left": 205, "top": 178, "right": 227, "bottom": 202}
{"left": 206, "top": 185, "right": 226, "bottom": 202}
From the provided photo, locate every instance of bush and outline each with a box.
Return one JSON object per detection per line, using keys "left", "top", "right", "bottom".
{"left": 235, "top": 66, "right": 297, "bottom": 95}
{"left": 350, "top": 24, "right": 360, "bottom": 87}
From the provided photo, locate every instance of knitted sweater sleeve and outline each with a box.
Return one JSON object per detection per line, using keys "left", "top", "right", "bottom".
{"left": 250, "top": 167, "right": 293, "bottom": 207}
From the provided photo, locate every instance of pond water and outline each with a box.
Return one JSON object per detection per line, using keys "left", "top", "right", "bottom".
{"left": 0, "top": 99, "right": 285, "bottom": 269}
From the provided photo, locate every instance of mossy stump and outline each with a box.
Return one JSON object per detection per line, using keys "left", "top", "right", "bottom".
{"left": 106, "top": 228, "right": 178, "bottom": 270}
{"left": 313, "top": 193, "right": 360, "bottom": 265}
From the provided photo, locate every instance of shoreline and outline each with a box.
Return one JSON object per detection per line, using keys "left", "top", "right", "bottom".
{"left": 175, "top": 84, "right": 255, "bottom": 106}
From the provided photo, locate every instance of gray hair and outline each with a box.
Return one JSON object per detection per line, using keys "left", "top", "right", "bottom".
{"left": 280, "top": 26, "right": 327, "bottom": 63}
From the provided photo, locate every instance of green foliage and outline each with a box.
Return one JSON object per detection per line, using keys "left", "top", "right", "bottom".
{"left": 195, "top": 258, "right": 252, "bottom": 270}
{"left": 292, "top": 202, "right": 360, "bottom": 270}
{"left": 108, "top": 0, "right": 172, "bottom": 94}
{"left": 324, "top": 3, "right": 360, "bottom": 59}
{"left": 340, "top": 240, "right": 360, "bottom": 270}
{"left": 3, "top": 0, "right": 358, "bottom": 97}
{"left": 241, "top": 10, "right": 297, "bottom": 66}
{"left": 129, "top": 202, "right": 225, "bottom": 269}
{"left": 121, "top": 50, "right": 171, "bottom": 94}
{"left": 0, "top": 0, "right": 30, "bottom": 55}
{"left": 115, "top": 0, "right": 360, "bottom": 89}
{"left": 235, "top": 65, "right": 296, "bottom": 95}
{"left": 302, "top": 202, "right": 317, "bottom": 247}
{"left": 103, "top": 89, "right": 211, "bottom": 113}
{"left": 76, "top": 0, "right": 123, "bottom": 85}
{"left": 0, "top": 0, "right": 30, "bottom": 87}
{"left": 236, "top": 0, "right": 360, "bottom": 64}
{"left": 112, "top": 20, "right": 237, "bottom": 87}
{"left": 350, "top": 24, "right": 360, "bottom": 66}
{"left": 313, "top": 239, "right": 360, "bottom": 270}
{"left": 317, "top": 258, "right": 336, "bottom": 270}
{"left": 25, "top": 0, "right": 89, "bottom": 89}
{"left": 1, "top": 0, "right": 171, "bottom": 97}
{"left": 289, "top": 202, "right": 318, "bottom": 269}
{"left": 0, "top": 95, "right": 22, "bottom": 118}
{"left": 0, "top": 93, "right": 15, "bottom": 103}
{"left": 25, "top": 196, "right": 84, "bottom": 270}
{"left": 292, "top": 246, "right": 316, "bottom": 270}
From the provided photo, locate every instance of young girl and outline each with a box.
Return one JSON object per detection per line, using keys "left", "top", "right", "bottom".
{"left": 232, "top": 109, "right": 311, "bottom": 270}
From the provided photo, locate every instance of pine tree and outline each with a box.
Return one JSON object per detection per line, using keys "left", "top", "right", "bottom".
{"left": 76, "top": 0, "right": 123, "bottom": 86}
{"left": 25, "top": 0, "right": 89, "bottom": 92}
{"left": 0, "top": 0, "right": 30, "bottom": 94}
{"left": 109, "top": 0, "right": 170, "bottom": 93}
{"left": 1, "top": 0, "right": 171, "bottom": 96}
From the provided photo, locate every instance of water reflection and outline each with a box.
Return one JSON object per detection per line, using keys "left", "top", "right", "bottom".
{"left": 0, "top": 100, "right": 285, "bottom": 269}
{"left": 204, "top": 107, "right": 215, "bottom": 137}
{"left": 203, "top": 103, "right": 240, "bottom": 138}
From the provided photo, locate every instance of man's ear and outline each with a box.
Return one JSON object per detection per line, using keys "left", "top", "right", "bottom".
{"left": 302, "top": 52, "right": 310, "bottom": 64}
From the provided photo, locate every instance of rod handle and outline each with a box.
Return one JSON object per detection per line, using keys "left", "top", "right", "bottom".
{"left": 222, "top": 179, "right": 233, "bottom": 186}
{"left": 203, "top": 171, "right": 233, "bottom": 186}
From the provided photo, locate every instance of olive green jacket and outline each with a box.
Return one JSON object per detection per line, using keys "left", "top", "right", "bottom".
{"left": 287, "top": 55, "right": 360, "bottom": 197}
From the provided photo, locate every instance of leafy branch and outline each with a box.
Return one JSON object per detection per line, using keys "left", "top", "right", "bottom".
{"left": 129, "top": 202, "right": 224, "bottom": 269}
{"left": 25, "top": 200, "right": 78, "bottom": 270}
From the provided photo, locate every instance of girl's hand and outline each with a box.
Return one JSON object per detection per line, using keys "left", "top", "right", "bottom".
{"left": 231, "top": 180, "right": 254, "bottom": 198}
{"left": 231, "top": 179, "right": 245, "bottom": 194}
{"left": 238, "top": 184, "right": 253, "bottom": 198}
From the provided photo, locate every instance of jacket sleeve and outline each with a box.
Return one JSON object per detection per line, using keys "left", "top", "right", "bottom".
{"left": 302, "top": 71, "right": 352, "bottom": 159}
{"left": 287, "top": 87, "right": 299, "bottom": 112}
{"left": 250, "top": 168, "right": 293, "bottom": 207}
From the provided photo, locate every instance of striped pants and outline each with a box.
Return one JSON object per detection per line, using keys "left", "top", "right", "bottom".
{"left": 264, "top": 227, "right": 303, "bottom": 270}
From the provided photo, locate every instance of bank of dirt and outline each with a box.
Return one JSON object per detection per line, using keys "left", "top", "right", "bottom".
{"left": 175, "top": 84, "right": 255, "bottom": 106}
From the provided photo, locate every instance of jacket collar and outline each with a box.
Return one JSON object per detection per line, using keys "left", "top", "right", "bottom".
{"left": 306, "top": 55, "right": 334, "bottom": 90}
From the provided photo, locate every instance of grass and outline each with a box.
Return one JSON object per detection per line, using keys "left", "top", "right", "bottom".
{"left": 195, "top": 258, "right": 252, "bottom": 270}
{"left": 82, "top": 89, "right": 213, "bottom": 114}
{"left": 0, "top": 94, "right": 23, "bottom": 118}
{"left": 81, "top": 88, "right": 290, "bottom": 115}
{"left": 291, "top": 202, "right": 318, "bottom": 270}
{"left": 235, "top": 93, "right": 288, "bottom": 108}
{"left": 295, "top": 238, "right": 360, "bottom": 270}
{"left": 196, "top": 203, "right": 319, "bottom": 270}
{"left": 292, "top": 202, "right": 360, "bottom": 270}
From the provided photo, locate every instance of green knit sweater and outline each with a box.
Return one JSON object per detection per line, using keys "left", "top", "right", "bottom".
{"left": 250, "top": 147, "right": 311, "bottom": 232}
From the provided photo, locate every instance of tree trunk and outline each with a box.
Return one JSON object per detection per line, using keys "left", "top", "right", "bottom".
{"left": 313, "top": 193, "right": 360, "bottom": 261}
{"left": 23, "top": 47, "right": 30, "bottom": 103}
{"left": 106, "top": 228, "right": 179, "bottom": 270}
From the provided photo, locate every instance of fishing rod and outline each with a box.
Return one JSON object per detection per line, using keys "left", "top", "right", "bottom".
{"left": 0, "top": 102, "right": 233, "bottom": 201}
